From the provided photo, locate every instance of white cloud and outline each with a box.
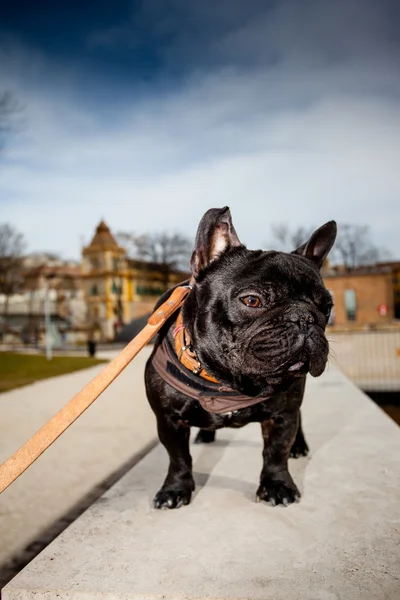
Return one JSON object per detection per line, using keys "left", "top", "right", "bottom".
{"left": 1, "top": 0, "right": 400, "bottom": 260}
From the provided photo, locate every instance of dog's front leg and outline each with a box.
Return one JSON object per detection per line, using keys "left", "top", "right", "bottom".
{"left": 153, "top": 414, "right": 195, "bottom": 510}
{"left": 257, "top": 411, "right": 301, "bottom": 506}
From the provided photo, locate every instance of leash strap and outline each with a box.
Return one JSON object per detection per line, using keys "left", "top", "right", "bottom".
{"left": 0, "top": 285, "right": 191, "bottom": 495}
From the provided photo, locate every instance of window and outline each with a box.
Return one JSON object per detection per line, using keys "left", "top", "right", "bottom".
{"left": 112, "top": 280, "right": 122, "bottom": 295}
{"left": 327, "top": 290, "right": 335, "bottom": 325}
{"left": 91, "top": 284, "right": 99, "bottom": 296}
{"left": 91, "top": 258, "right": 100, "bottom": 270}
{"left": 112, "top": 258, "right": 120, "bottom": 271}
{"left": 136, "top": 285, "right": 164, "bottom": 296}
{"left": 344, "top": 289, "right": 357, "bottom": 322}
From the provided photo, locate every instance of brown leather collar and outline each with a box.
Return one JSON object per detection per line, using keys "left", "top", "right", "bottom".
{"left": 173, "top": 311, "right": 219, "bottom": 384}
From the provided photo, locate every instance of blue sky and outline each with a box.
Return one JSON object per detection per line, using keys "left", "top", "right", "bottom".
{"left": 1, "top": 0, "right": 400, "bottom": 259}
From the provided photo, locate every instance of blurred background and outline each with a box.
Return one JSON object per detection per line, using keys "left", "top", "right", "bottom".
{"left": 1, "top": 0, "right": 400, "bottom": 588}
{"left": 1, "top": 0, "right": 399, "bottom": 410}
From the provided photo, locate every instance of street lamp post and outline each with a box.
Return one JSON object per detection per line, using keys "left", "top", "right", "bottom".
{"left": 44, "top": 273, "right": 55, "bottom": 361}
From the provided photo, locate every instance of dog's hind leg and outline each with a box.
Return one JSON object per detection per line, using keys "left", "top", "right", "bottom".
{"left": 194, "top": 429, "right": 216, "bottom": 444}
{"left": 289, "top": 411, "right": 309, "bottom": 458}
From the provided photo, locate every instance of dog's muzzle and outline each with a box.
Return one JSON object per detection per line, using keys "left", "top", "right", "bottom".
{"left": 247, "top": 308, "right": 329, "bottom": 379}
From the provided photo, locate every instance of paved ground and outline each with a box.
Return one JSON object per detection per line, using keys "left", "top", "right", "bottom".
{"left": 0, "top": 346, "right": 156, "bottom": 576}
{"left": 4, "top": 365, "right": 400, "bottom": 600}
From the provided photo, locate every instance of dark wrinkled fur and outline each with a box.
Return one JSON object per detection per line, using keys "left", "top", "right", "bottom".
{"left": 145, "top": 210, "right": 335, "bottom": 509}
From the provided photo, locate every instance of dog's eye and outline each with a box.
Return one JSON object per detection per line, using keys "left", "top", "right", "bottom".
{"left": 241, "top": 295, "right": 262, "bottom": 308}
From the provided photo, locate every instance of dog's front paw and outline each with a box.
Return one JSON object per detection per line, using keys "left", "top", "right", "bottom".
{"left": 153, "top": 484, "right": 193, "bottom": 510}
{"left": 256, "top": 475, "right": 300, "bottom": 507}
{"left": 289, "top": 436, "right": 309, "bottom": 458}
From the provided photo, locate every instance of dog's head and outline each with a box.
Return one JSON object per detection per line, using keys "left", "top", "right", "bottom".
{"left": 182, "top": 207, "right": 337, "bottom": 397}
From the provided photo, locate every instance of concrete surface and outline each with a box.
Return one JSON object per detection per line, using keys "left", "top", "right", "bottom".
{"left": 0, "top": 347, "right": 156, "bottom": 572}
{"left": 4, "top": 365, "right": 400, "bottom": 600}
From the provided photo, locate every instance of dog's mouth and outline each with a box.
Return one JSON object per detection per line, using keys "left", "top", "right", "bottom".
{"left": 263, "top": 357, "right": 309, "bottom": 379}
{"left": 287, "top": 360, "right": 308, "bottom": 376}
{"left": 288, "top": 360, "right": 304, "bottom": 371}
{"left": 230, "top": 352, "right": 323, "bottom": 397}
{"left": 236, "top": 325, "right": 329, "bottom": 384}
{"left": 262, "top": 357, "right": 310, "bottom": 384}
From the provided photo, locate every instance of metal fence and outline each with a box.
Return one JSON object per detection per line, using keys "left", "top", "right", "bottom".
{"left": 327, "top": 329, "right": 400, "bottom": 392}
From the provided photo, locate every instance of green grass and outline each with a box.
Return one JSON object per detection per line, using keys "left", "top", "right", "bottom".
{"left": 0, "top": 353, "right": 108, "bottom": 393}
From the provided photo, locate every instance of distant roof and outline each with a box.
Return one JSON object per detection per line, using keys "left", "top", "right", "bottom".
{"left": 20, "top": 264, "right": 82, "bottom": 282}
{"left": 376, "top": 261, "right": 400, "bottom": 269}
{"left": 323, "top": 264, "right": 394, "bottom": 278}
{"left": 86, "top": 221, "right": 121, "bottom": 250}
{"left": 126, "top": 257, "right": 190, "bottom": 277}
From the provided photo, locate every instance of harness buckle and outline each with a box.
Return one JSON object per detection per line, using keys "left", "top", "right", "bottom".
{"left": 178, "top": 345, "right": 191, "bottom": 361}
{"left": 192, "top": 360, "right": 202, "bottom": 375}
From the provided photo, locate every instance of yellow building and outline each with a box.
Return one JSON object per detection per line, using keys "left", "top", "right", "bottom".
{"left": 82, "top": 221, "right": 188, "bottom": 340}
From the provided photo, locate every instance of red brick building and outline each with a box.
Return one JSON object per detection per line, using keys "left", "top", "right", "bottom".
{"left": 322, "top": 261, "right": 400, "bottom": 328}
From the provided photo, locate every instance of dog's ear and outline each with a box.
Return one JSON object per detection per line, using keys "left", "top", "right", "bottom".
{"left": 190, "top": 207, "right": 243, "bottom": 278}
{"left": 292, "top": 221, "right": 337, "bottom": 268}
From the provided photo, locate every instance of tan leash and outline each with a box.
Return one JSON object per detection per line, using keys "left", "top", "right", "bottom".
{"left": 0, "top": 284, "right": 192, "bottom": 495}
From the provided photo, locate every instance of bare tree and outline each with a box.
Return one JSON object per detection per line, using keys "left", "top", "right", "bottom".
{"left": 266, "top": 221, "right": 388, "bottom": 269}
{"left": 0, "top": 223, "right": 26, "bottom": 337}
{"left": 116, "top": 231, "right": 192, "bottom": 286}
{"left": 331, "top": 224, "right": 387, "bottom": 270}
{"left": 20, "top": 263, "right": 46, "bottom": 344}
{"left": 266, "top": 224, "right": 316, "bottom": 252}
{"left": 115, "top": 232, "right": 138, "bottom": 261}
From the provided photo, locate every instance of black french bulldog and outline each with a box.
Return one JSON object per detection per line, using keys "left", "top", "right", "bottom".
{"left": 145, "top": 207, "right": 336, "bottom": 509}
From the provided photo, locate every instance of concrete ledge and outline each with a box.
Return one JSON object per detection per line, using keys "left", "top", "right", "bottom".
{"left": 0, "top": 347, "right": 156, "bottom": 576}
{"left": 4, "top": 365, "right": 400, "bottom": 600}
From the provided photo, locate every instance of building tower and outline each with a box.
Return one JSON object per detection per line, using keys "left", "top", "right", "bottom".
{"left": 81, "top": 221, "right": 131, "bottom": 340}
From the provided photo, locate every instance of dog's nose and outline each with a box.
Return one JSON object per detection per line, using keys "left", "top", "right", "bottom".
{"left": 287, "top": 309, "right": 315, "bottom": 327}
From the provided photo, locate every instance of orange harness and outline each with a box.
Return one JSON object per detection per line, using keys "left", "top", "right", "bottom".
{"left": 173, "top": 311, "right": 219, "bottom": 384}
